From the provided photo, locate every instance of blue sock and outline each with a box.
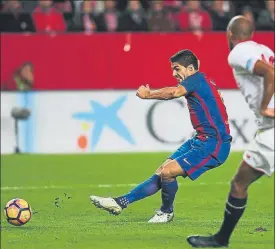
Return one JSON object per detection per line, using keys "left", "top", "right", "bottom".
{"left": 114, "top": 174, "right": 161, "bottom": 208}
{"left": 160, "top": 179, "right": 178, "bottom": 213}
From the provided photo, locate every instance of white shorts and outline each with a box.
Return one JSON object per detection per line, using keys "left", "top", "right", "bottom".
{"left": 243, "top": 127, "right": 275, "bottom": 176}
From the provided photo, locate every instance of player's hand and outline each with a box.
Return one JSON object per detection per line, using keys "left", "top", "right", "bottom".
{"left": 136, "top": 84, "right": 150, "bottom": 99}
{"left": 260, "top": 108, "right": 275, "bottom": 118}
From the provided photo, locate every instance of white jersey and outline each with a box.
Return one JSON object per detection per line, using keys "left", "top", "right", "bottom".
{"left": 228, "top": 41, "right": 274, "bottom": 130}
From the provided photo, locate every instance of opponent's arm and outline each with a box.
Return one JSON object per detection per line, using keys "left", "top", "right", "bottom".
{"left": 136, "top": 84, "right": 187, "bottom": 100}
{"left": 253, "top": 60, "right": 275, "bottom": 117}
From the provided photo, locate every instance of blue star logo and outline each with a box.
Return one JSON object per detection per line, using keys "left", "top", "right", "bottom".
{"left": 72, "top": 96, "right": 135, "bottom": 151}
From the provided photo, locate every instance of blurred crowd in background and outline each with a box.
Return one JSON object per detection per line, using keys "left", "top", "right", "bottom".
{"left": 0, "top": 0, "right": 274, "bottom": 33}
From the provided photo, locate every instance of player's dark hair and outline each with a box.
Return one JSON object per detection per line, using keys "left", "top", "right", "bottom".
{"left": 170, "top": 50, "right": 199, "bottom": 70}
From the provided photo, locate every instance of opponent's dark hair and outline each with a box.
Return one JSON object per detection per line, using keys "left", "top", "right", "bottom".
{"left": 170, "top": 50, "right": 199, "bottom": 70}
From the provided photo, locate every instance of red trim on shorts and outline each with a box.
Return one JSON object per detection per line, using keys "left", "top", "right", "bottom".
{"left": 187, "top": 141, "right": 221, "bottom": 175}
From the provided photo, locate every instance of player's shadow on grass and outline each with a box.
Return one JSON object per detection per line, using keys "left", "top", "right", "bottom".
{"left": 93, "top": 216, "right": 152, "bottom": 224}
{"left": 1, "top": 225, "right": 49, "bottom": 231}
{"left": 94, "top": 217, "right": 185, "bottom": 224}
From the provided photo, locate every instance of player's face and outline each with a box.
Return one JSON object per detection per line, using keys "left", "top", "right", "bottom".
{"left": 171, "top": 63, "right": 188, "bottom": 83}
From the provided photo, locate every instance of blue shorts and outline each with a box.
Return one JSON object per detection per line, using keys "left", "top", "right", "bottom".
{"left": 169, "top": 137, "right": 231, "bottom": 180}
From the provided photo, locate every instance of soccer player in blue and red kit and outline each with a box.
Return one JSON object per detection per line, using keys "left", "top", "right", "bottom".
{"left": 90, "top": 50, "right": 232, "bottom": 223}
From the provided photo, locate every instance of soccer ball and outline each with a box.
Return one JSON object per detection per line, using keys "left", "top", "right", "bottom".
{"left": 4, "top": 198, "right": 32, "bottom": 226}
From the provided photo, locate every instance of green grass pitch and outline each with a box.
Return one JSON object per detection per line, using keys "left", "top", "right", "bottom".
{"left": 1, "top": 152, "right": 274, "bottom": 249}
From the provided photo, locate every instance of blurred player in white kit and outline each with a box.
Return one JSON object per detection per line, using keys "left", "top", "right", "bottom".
{"left": 187, "top": 15, "right": 274, "bottom": 248}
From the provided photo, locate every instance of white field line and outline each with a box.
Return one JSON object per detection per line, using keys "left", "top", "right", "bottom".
{"left": 0, "top": 181, "right": 261, "bottom": 191}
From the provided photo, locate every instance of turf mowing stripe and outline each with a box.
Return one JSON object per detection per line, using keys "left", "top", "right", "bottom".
{"left": 0, "top": 181, "right": 262, "bottom": 191}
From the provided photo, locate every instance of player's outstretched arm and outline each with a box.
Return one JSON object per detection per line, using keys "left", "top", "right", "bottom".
{"left": 253, "top": 60, "right": 275, "bottom": 118}
{"left": 136, "top": 84, "right": 187, "bottom": 100}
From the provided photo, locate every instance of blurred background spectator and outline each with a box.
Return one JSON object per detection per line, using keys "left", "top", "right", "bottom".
{"left": 207, "top": 0, "right": 234, "bottom": 31}
{"left": 80, "top": 0, "right": 97, "bottom": 33}
{"left": 117, "top": 0, "right": 148, "bottom": 32}
{"left": 242, "top": 6, "right": 255, "bottom": 29}
{"left": 0, "top": 0, "right": 35, "bottom": 32}
{"left": 163, "top": 0, "right": 183, "bottom": 13}
{"left": 54, "top": 0, "right": 75, "bottom": 31}
{"left": 0, "top": 0, "right": 274, "bottom": 33}
{"left": 96, "top": 0, "right": 119, "bottom": 32}
{"left": 257, "top": 0, "right": 274, "bottom": 31}
{"left": 147, "top": 0, "right": 175, "bottom": 32}
{"left": 177, "top": 0, "right": 212, "bottom": 32}
{"left": 32, "top": 0, "right": 66, "bottom": 33}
